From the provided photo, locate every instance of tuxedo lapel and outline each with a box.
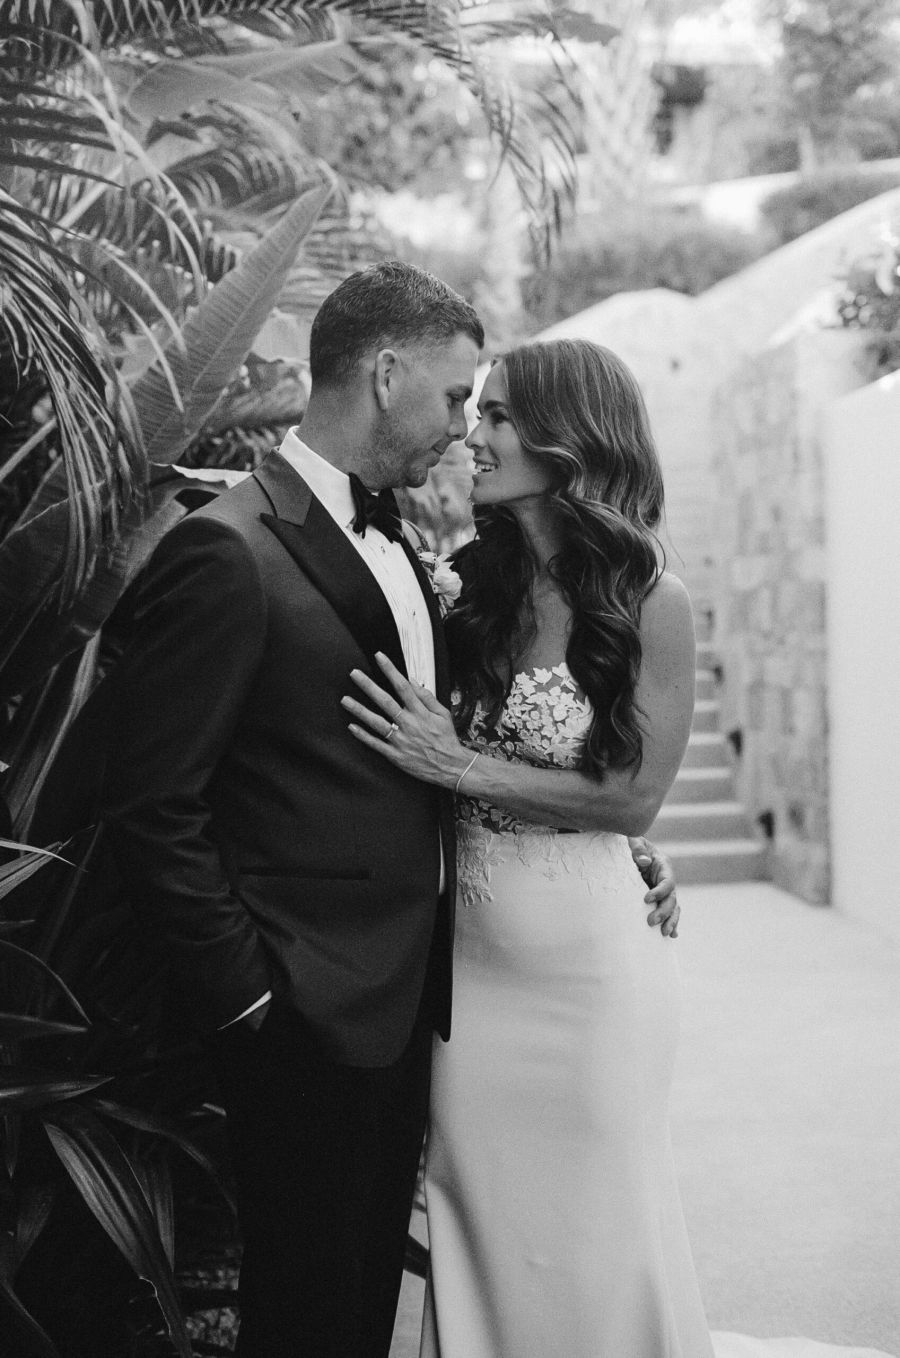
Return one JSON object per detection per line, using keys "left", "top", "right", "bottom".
{"left": 254, "top": 453, "right": 408, "bottom": 678}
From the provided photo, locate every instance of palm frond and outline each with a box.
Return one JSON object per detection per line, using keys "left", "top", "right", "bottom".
{"left": 0, "top": 198, "right": 143, "bottom": 603}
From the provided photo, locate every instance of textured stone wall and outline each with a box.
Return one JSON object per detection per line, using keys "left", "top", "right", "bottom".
{"left": 711, "top": 330, "right": 868, "bottom": 902}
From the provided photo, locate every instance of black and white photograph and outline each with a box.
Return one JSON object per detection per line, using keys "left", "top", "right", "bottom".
{"left": 1, "top": 1, "right": 898, "bottom": 1355}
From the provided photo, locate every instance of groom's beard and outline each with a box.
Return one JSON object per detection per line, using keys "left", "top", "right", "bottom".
{"left": 367, "top": 413, "right": 432, "bottom": 490}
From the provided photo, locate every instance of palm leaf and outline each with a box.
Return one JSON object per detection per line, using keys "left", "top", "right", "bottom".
{"left": 43, "top": 1104, "right": 192, "bottom": 1358}
{"left": 0, "top": 1273, "right": 61, "bottom": 1358}
{"left": 14, "top": 1182, "right": 57, "bottom": 1270}
{"left": 88, "top": 1097, "right": 237, "bottom": 1214}
{"left": 0, "top": 197, "right": 143, "bottom": 602}
{"left": 0, "top": 939, "right": 91, "bottom": 1025}
{"left": 0, "top": 189, "right": 323, "bottom": 689}
{"left": 131, "top": 1149, "right": 175, "bottom": 1268}
{"left": 0, "top": 1014, "right": 89, "bottom": 1040}
{"left": 0, "top": 1072, "right": 110, "bottom": 1113}
{"left": 0, "top": 850, "right": 57, "bottom": 901}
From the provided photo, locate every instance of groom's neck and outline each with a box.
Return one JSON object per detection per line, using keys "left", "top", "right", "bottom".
{"left": 297, "top": 392, "right": 371, "bottom": 478}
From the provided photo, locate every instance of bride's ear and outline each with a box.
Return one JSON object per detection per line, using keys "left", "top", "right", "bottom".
{"left": 373, "top": 348, "right": 398, "bottom": 412}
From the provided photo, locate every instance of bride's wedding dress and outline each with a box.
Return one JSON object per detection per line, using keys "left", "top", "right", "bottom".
{"left": 419, "top": 665, "right": 892, "bottom": 1358}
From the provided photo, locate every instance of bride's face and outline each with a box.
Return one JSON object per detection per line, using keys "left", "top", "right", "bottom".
{"left": 466, "top": 365, "right": 555, "bottom": 508}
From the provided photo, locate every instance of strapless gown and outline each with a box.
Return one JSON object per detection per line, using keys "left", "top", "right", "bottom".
{"left": 419, "top": 665, "right": 893, "bottom": 1358}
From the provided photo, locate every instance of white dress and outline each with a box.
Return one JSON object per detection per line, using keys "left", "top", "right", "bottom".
{"left": 420, "top": 665, "right": 892, "bottom": 1358}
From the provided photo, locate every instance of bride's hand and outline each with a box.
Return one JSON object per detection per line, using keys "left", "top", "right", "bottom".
{"left": 342, "top": 652, "right": 472, "bottom": 789}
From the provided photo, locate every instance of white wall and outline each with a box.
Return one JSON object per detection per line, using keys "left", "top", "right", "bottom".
{"left": 823, "top": 370, "right": 900, "bottom": 940}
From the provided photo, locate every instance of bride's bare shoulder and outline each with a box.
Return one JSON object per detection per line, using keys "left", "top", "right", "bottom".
{"left": 640, "top": 571, "right": 695, "bottom": 656}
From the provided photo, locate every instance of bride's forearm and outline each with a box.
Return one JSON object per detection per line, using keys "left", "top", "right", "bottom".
{"left": 460, "top": 756, "right": 661, "bottom": 836}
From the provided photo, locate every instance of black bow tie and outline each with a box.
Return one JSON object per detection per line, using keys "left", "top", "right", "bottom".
{"left": 349, "top": 474, "right": 404, "bottom": 544}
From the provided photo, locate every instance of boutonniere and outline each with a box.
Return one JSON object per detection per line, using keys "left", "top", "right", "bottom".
{"left": 416, "top": 548, "right": 462, "bottom": 617}
{"left": 402, "top": 521, "right": 462, "bottom": 616}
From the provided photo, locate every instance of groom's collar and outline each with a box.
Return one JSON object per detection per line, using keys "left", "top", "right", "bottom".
{"left": 251, "top": 442, "right": 315, "bottom": 526}
{"left": 276, "top": 428, "right": 357, "bottom": 530}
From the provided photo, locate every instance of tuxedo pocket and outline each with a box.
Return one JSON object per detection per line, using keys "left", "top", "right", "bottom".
{"left": 235, "top": 872, "right": 374, "bottom": 932}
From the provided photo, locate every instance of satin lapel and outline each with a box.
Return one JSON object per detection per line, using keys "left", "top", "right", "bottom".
{"left": 398, "top": 535, "right": 451, "bottom": 706}
{"left": 260, "top": 495, "right": 408, "bottom": 679}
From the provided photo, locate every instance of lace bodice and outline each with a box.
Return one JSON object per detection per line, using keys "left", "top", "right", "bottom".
{"left": 456, "top": 663, "right": 593, "bottom": 836}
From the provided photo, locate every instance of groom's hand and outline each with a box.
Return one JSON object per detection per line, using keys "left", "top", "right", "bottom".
{"left": 629, "top": 836, "right": 680, "bottom": 938}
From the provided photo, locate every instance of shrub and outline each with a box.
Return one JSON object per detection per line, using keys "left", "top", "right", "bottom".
{"left": 760, "top": 168, "right": 900, "bottom": 245}
{"left": 520, "top": 208, "right": 765, "bottom": 332}
{"left": 834, "top": 224, "right": 900, "bottom": 376}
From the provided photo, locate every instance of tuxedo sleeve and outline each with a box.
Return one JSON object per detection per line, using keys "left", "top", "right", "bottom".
{"left": 102, "top": 514, "right": 272, "bottom": 1031}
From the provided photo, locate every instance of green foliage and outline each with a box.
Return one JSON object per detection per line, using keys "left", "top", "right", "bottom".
{"left": 835, "top": 225, "right": 900, "bottom": 375}
{"left": 759, "top": 168, "right": 900, "bottom": 245}
{"left": 521, "top": 208, "right": 765, "bottom": 332}
{"left": 0, "top": 836, "right": 236, "bottom": 1356}
{"left": 768, "top": 0, "right": 900, "bottom": 168}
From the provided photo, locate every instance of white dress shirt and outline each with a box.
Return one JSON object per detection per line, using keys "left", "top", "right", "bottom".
{"left": 222, "top": 430, "right": 441, "bottom": 1028}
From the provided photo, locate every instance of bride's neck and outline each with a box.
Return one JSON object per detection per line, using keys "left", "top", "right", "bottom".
{"left": 507, "top": 497, "right": 564, "bottom": 576}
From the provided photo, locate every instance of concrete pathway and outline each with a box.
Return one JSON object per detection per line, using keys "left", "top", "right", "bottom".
{"left": 390, "top": 882, "right": 900, "bottom": 1356}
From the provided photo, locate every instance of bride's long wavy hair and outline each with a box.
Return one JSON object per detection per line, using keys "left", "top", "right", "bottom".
{"left": 446, "top": 338, "right": 665, "bottom": 777}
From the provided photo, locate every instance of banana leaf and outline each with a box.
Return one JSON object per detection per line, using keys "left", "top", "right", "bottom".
{"left": 130, "top": 179, "right": 330, "bottom": 463}
{"left": 43, "top": 1104, "right": 192, "bottom": 1358}
{"left": 0, "top": 183, "right": 330, "bottom": 700}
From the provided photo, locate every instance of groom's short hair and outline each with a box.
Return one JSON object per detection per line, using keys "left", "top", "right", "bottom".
{"left": 309, "top": 260, "right": 484, "bottom": 388}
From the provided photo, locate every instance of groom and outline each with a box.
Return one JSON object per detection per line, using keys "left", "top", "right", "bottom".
{"left": 103, "top": 260, "right": 677, "bottom": 1358}
{"left": 102, "top": 261, "right": 483, "bottom": 1358}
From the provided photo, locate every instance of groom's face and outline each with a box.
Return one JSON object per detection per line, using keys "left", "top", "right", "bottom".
{"left": 368, "top": 331, "right": 479, "bottom": 489}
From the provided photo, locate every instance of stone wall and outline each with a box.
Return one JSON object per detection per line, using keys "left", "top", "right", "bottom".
{"left": 711, "top": 329, "right": 869, "bottom": 902}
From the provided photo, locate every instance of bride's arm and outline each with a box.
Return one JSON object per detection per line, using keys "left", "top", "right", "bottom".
{"left": 342, "top": 573, "right": 696, "bottom": 838}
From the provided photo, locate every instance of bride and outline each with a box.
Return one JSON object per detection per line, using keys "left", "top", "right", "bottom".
{"left": 343, "top": 338, "right": 891, "bottom": 1358}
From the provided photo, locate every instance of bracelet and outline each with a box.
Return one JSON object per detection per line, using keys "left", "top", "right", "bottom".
{"left": 454, "top": 751, "right": 481, "bottom": 796}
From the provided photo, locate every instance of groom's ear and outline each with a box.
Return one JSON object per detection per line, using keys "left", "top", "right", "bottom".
{"left": 373, "top": 347, "right": 399, "bottom": 411}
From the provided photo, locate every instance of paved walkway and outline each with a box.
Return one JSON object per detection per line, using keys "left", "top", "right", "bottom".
{"left": 390, "top": 883, "right": 900, "bottom": 1356}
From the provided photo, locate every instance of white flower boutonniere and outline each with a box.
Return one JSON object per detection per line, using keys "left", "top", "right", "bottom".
{"left": 416, "top": 548, "right": 463, "bottom": 618}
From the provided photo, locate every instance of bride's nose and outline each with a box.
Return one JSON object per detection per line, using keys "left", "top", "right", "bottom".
{"left": 465, "top": 421, "right": 484, "bottom": 450}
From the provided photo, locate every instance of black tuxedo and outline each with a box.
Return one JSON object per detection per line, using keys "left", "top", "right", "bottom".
{"left": 102, "top": 450, "right": 455, "bottom": 1354}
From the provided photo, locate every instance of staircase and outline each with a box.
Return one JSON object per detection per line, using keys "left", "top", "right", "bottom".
{"left": 647, "top": 632, "right": 768, "bottom": 885}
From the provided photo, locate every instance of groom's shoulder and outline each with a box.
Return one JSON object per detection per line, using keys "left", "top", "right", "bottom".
{"left": 179, "top": 468, "right": 270, "bottom": 541}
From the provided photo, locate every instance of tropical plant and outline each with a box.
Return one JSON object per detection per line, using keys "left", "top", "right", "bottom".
{"left": 521, "top": 204, "right": 766, "bottom": 332}
{"left": 835, "top": 219, "right": 900, "bottom": 376}
{"left": 0, "top": 4, "right": 600, "bottom": 1349}
{"left": 768, "top": 0, "right": 900, "bottom": 171}
{"left": 1, "top": 0, "right": 593, "bottom": 794}
{"left": 759, "top": 166, "right": 900, "bottom": 245}
{"left": 0, "top": 833, "right": 243, "bottom": 1357}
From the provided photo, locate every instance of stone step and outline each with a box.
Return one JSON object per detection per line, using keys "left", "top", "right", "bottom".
{"left": 691, "top": 699, "right": 720, "bottom": 733}
{"left": 695, "top": 669, "right": 718, "bottom": 701}
{"left": 692, "top": 607, "right": 716, "bottom": 644}
{"left": 649, "top": 800, "right": 751, "bottom": 841}
{"left": 695, "top": 640, "right": 719, "bottom": 670}
{"left": 652, "top": 838, "right": 768, "bottom": 885}
{"left": 667, "top": 767, "right": 735, "bottom": 803}
{"left": 680, "top": 732, "right": 732, "bottom": 770}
